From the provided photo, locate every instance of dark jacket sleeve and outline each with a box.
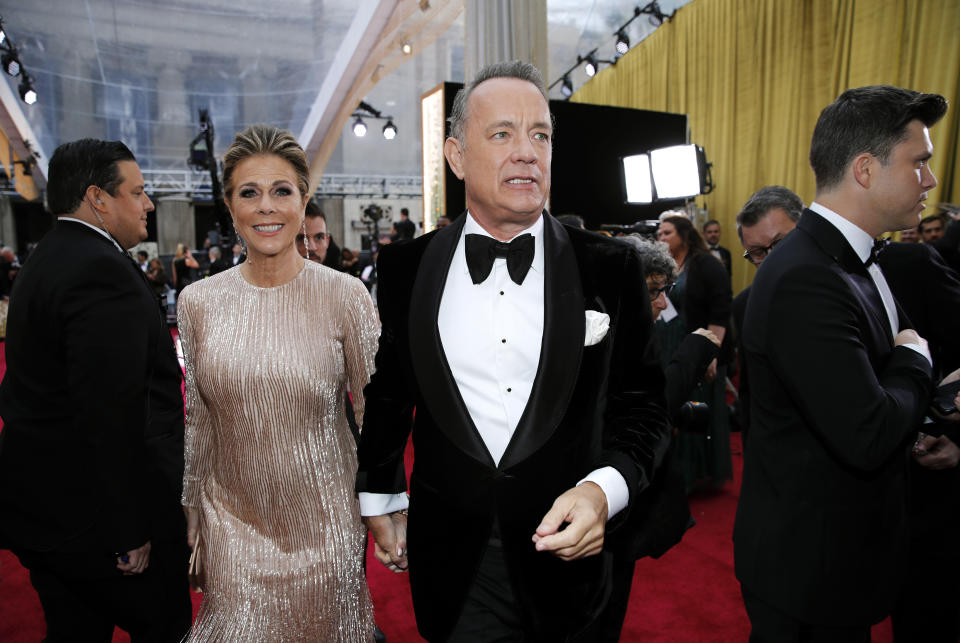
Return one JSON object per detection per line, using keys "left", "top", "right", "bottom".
{"left": 664, "top": 332, "right": 720, "bottom": 419}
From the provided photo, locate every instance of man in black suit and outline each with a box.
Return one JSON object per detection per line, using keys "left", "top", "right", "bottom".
{"left": 730, "top": 185, "right": 803, "bottom": 445}
{"left": 735, "top": 85, "right": 945, "bottom": 641}
{"left": 392, "top": 207, "right": 416, "bottom": 241}
{"left": 356, "top": 61, "right": 670, "bottom": 642}
{"left": 703, "top": 219, "right": 732, "bottom": 277}
{"left": 0, "top": 139, "right": 191, "bottom": 641}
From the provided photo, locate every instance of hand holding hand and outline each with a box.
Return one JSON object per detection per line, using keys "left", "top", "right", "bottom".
{"left": 364, "top": 512, "right": 408, "bottom": 573}
{"left": 117, "top": 540, "right": 151, "bottom": 575}
{"left": 913, "top": 434, "right": 960, "bottom": 469}
{"left": 531, "top": 482, "right": 608, "bottom": 561}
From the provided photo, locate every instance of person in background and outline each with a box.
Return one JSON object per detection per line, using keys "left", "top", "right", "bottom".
{"left": 557, "top": 214, "right": 585, "bottom": 229}
{"left": 919, "top": 212, "right": 946, "bottom": 243}
{"left": 735, "top": 84, "right": 943, "bottom": 641}
{"left": 657, "top": 213, "right": 733, "bottom": 490}
{"left": 899, "top": 226, "right": 920, "bottom": 243}
{"left": 702, "top": 219, "right": 732, "bottom": 277}
{"left": 136, "top": 249, "right": 149, "bottom": 271}
{"left": 171, "top": 243, "right": 199, "bottom": 296}
{"left": 229, "top": 241, "right": 244, "bottom": 266}
{"left": 393, "top": 207, "right": 416, "bottom": 241}
{"left": 435, "top": 215, "right": 450, "bottom": 230}
{"left": 0, "top": 138, "right": 191, "bottom": 641}
{"left": 205, "top": 246, "right": 229, "bottom": 277}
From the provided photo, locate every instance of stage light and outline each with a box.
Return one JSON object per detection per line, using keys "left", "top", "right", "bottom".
{"left": 18, "top": 74, "right": 35, "bottom": 105}
{"left": 2, "top": 50, "right": 20, "bottom": 77}
{"left": 352, "top": 116, "right": 367, "bottom": 137}
{"left": 560, "top": 75, "right": 573, "bottom": 98}
{"left": 584, "top": 53, "right": 598, "bottom": 77}
{"left": 401, "top": 42, "right": 412, "bottom": 55}
{"left": 650, "top": 144, "right": 706, "bottom": 199}
{"left": 622, "top": 154, "right": 653, "bottom": 204}
{"left": 0, "top": 24, "right": 6, "bottom": 46}
{"left": 382, "top": 120, "right": 397, "bottom": 140}
{"left": 615, "top": 29, "right": 630, "bottom": 55}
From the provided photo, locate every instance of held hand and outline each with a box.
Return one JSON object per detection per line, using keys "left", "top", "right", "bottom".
{"left": 117, "top": 540, "right": 151, "bottom": 575}
{"left": 913, "top": 434, "right": 960, "bottom": 469}
{"left": 531, "top": 482, "right": 608, "bottom": 561}
{"left": 693, "top": 328, "right": 721, "bottom": 347}
{"left": 185, "top": 506, "right": 200, "bottom": 550}
{"left": 894, "top": 329, "right": 927, "bottom": 353}
{"left": 363, "top": 512, "right": 408, "bottom": 573}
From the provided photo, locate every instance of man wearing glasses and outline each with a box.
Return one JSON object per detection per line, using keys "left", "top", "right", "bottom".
{"left": 731, "top": 185, "right": 803, "bottom": 445}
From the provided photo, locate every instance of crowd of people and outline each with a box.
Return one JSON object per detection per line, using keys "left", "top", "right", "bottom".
{"left": 0, "top": 59, "right": 959, "bottom": 643}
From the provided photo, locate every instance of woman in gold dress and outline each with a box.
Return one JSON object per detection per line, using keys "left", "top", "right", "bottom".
{"left": 177, "top": 125, "right": 379, "bottom": 641}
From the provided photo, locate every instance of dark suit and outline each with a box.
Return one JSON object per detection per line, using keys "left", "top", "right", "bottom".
{"left": 0, "top": 221, "right": 190, "bottom": 641}
{"left": 357, "top": 213, "right": 670, "bottom": 642}
{"left": 708, "top": 244, "right": 733, "bottom": 277}
{"left": 734, "top": 210, "right": 932, "bottom": 632}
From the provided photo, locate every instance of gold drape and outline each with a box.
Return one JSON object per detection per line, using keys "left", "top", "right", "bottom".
{"left": 573, "top": 0, "right": 960, "bottom": 294}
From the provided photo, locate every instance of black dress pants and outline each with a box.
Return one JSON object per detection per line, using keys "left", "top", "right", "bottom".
{"left": 15, "top": 541, "right": 191, "bottom": 643}
{"left": 741, "top": 585, "right": 870, "bottom": 643}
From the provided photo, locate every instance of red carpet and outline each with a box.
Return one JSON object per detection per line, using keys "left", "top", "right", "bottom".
{"left": 0, "top": 339, "right": 894, "bottom": 641}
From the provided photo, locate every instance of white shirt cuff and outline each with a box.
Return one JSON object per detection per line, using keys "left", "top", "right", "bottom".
{"left": 901, "top": 342, "right": 933, "bottom": 367}
{"left": 578, "top": 466, "right": 629, "bottom": 519}
{"left": 358, "top": 492, "right": 409, "bottom": 517}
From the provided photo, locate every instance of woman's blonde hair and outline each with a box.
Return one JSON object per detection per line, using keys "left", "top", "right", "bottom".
{"left": 222, "top": 125, "right": 310, "bottom": 201}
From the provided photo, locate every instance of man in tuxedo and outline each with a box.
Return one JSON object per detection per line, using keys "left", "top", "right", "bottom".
{"left": 735, "top": 85, "right": 945, "bottom": 640}
{"left": 393, "top": 207, "right": 416, "bottom": 241}
{"left": 0, "top": 139, "right": 191, "bottom": 641}
{"left": 356, "top": 61, "right": 670, "bottom": 642}
{"left": 205, "top": 245, "right": 229, "bottom": 276}
{"left": 731, "top": 185, "right": 803, "bottom": 445}
{"left": 703, "top": 219, "right": 732, "bottom": 276}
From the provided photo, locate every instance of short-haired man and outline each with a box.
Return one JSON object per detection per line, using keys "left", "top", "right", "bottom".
{"left": 296, "top": 201, "right": 331, "bottom": 265}
{"left": 735, "top": 85, "right": 945, "bottom": 640}
{"left": 919, "top": 212, "right": 946, "bottom": 243}
{"left": 899, "top": 226, "right": 920, "bottom": 243}
{"left": 702, "top": 219, "right": 732, "bottom": 276}
{"left": 0, "top": 139, "right": 191, "bottom": 640}
{"left": 136, "top": 249, "right": 149, "bottom": 271}
{"left": 731, "top": 185, "right": 803, "bottom": 443}
{"left": 393, "top": 207, "right": 416, "bottom": 241}
{"left": 206, "top": 245, "right": 229, "bottom": 276}
{"left": 357, "top": 61, "right": 669, "bottom": 641}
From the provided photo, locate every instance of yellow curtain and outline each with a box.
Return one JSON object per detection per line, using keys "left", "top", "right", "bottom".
{"left": 573, "top": 0, "right": 960, "bottom": 294}
{"left": 0, "top": 126, "right": 40, "bottom": 202}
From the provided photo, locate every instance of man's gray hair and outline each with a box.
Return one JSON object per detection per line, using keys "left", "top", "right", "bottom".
{"left": 619, "top": 235, "right": 678, "bottom": 282}
{"left": 735, "top": 185, "right": 804, "bottom": 241}
{"left": 447, "top": 60, "right": 549, "bottom": 143}
{"left": 209, "top": 246, "right": 222, "bottom": 258}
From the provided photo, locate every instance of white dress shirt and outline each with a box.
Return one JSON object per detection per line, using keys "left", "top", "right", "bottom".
{"left": 808, "top": 202, "right": 931, "bottom": 365}
{"left": 359, "top": 212, "right": 629, "bottom": 518}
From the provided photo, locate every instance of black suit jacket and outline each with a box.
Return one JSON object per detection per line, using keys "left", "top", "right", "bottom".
{"left": 709, "top": 244, "right": 733, "bottom": 277}
{"left": 0, "top": 221, "right": 185, "bottom": 556}
{"left": 879, "top": 241, "right": 960, "bottom": 380}
{"left": 357, "top": 213, "right": 670, "bottom": 641}
{"left": 734, "top": 210, "right": 932, "bottom": 627}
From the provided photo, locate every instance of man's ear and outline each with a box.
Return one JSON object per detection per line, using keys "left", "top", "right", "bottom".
{"left": 851, "top": 153, "right": 873, "bottom": 189}
{"left": 443, "top": 137, "right": 465, "bottom": 180}
{"left": 85, "top": 185, "right": 104, "bottom": 209}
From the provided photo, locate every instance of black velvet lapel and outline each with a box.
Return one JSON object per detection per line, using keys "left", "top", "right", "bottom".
{"left": 800, "top": 210, "right": 893, "bottom": 348}
{"left": 499, "top": 214, "right": 583, "bottom": 470}
{"left": 408, "top": 213, "right": 496, "bottom": 468}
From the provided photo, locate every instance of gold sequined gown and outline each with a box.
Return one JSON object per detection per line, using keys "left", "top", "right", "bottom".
{"left": 177, "top": 261, "right": 379, "bottom": 642}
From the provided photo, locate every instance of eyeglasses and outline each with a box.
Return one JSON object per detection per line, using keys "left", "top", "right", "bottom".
{"left": 742, "top": 236, "right": 784, "bottom": 265}
{"left": 296, "top": 232, "right": 329, "bottom": 244}
{"left": 648, "top": 282, "right": 675, "bottom": 301}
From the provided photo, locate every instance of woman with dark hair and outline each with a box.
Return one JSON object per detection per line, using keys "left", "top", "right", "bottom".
{"left": 657, "top": 213, "right": 733, "bottom": 489}
{"left": 177, "top": 124, "right": 378, "bottom": 641}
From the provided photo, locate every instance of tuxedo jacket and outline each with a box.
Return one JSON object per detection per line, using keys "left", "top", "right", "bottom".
{"left": 734, "top": 210, "right": 932, "bottom": 627}
{"left": 357, "top": 212, "right": 670, "bottom": 641}
{"left": 0, "top": 221, "right": 185, "bottom": 557}
{"left": 709, "top": 244, "right": 733, "bottom": 276}
{"left": 879, "top": 241, "right": 960, "bottom": 380}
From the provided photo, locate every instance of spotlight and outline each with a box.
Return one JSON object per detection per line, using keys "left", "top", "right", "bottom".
{"left": 621, "top": 154, "right": 653, "bottom": 204}
{"left": 18, "top": 74, "right": 35, "bottom": 105}
{"left": 584, "top": 52, "right": 598, "bottom": 77}
{"left": 2, "top": 50, "right": 20, "bottom": 77}
{"left": 382, "top": 120, "right": 397, "bottom": 140}
{"left": 615, "top": 29, "right": 630, "bottom": 55}
{"left": 0, "top": 23, "right": 6, "bottom": 47}
{"left": 352, "top": 116, "right": 367, "bottom": 137}
{"left": 560, "top": 75, "right": 573, "bottom": 98}
{"left": 401, "top": 42, "right": 412, "bottom": 55}
{"left": 650, "top": 144, "right": 710, "bottom": 199}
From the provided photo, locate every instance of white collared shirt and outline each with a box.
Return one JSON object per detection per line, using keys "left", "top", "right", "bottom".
{"left": 359, "top": 212, "right": 628, "bottom": 518}
{"left": 808, "top": 202, "right": 930, "bottom": 364}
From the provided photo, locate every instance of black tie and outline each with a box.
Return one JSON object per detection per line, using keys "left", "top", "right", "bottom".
{"left": 464, "top": 233, "right": 535, "bottom": 285}
{"left": 864, "top": 237, "right": 890, "bottom": 267}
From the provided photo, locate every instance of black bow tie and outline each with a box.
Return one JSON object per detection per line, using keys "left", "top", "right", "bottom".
{"left": 864, "top": 237, "right": 890, "bottom": 267}
{"left": 464, "top": 233, "right": 535, "bottom": 285}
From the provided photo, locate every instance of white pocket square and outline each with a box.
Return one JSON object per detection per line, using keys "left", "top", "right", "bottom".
{"left": 584, "top": 310, "right": 610, "bottom": 346}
